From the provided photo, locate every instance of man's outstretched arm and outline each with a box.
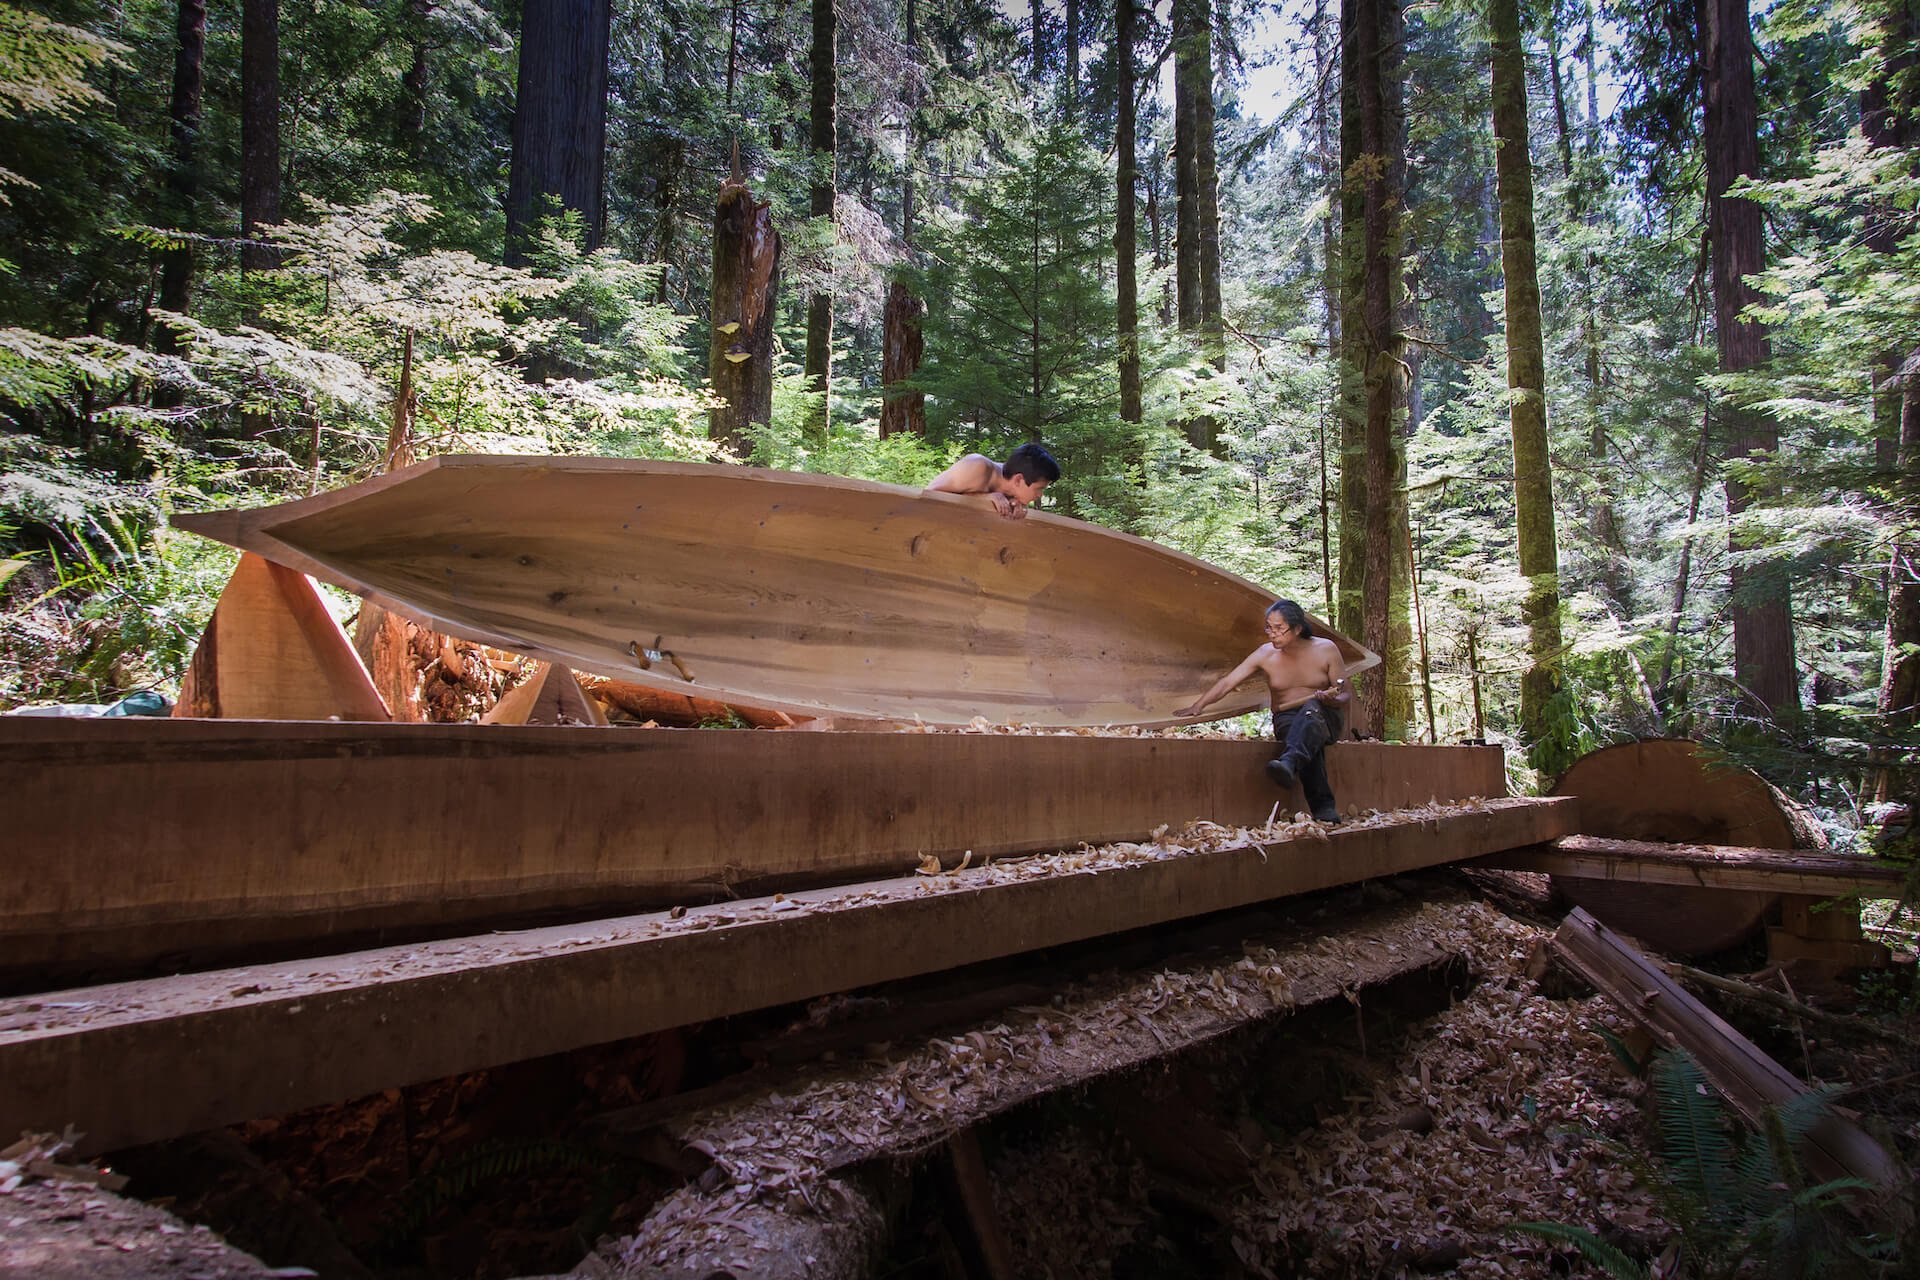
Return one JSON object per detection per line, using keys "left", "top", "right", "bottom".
{"left": 1175, "top": 651, "right": 1264, "bottom": 718}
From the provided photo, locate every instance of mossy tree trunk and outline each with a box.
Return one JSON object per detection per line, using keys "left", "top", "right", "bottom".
{"left": 1491, "top": 0, "right": 1566, "bottom": 771}
{"left": 1115, "top": 0, "right": 1143, "bottom": 428}
{"left": 1340, "top": 0, "right": 1410, "bottom": 739}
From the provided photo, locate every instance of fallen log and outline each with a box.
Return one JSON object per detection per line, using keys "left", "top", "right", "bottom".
{"left": 1654, "top": 960, "right": 1917, "bottom": 1051}
{"left": 1548, "top": 907, "right": 1903, "bottom": 1198}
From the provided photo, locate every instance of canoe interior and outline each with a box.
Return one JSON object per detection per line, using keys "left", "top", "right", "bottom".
{"left": 174, "top": 456, "right": 1378, "bottom": 727}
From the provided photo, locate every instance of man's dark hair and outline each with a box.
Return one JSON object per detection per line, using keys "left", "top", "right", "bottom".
{"left": 1266, "top": 598, "right": 1314, "bottom": 638}
{"left": 1005, "top": 442, "right": 1061, "bottom": 484}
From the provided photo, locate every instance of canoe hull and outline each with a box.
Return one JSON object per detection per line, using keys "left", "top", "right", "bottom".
{"left": 174, "top": 456, "right": 1377, "bottom": 727}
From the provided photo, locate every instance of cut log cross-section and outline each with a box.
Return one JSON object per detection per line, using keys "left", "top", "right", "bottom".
{"left": 175, "top": 552, "right": 390, "bottom": 722}
{"left": 1548, "top": 740, "right": 1815, "bottom": 956}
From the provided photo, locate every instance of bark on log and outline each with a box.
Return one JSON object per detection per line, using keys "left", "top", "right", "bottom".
{"left": 878, "top": 281, "right": 925, "bottom": 438}
{"left": 1550, "top": 907, "right": 1904, "bottom": 1201}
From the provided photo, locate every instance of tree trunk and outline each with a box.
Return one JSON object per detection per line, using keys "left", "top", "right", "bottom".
{"left": 1316, "top": 0, "right": 1337, "bottom": 613}
{"left": 1700, "top": 0, "right": 1796, "bottom": 718}
{"left": 879, "top": 281, "right": 926, "bottom": 438}
{"left": 1343, "top": 0, "right": 1409, "bottom": 739}
{"left": 1066, "top": 0, "right": 1080, "bottom": 109}
{"left": 1491, "top": 0, "right": 1565, "bottom": 772}
{"left": 709, "top": 180, "right": 783, "bottom": 456}
{"left": 399, "top": 0, "right": 429, "bottom": 161}
{"left": 1115, "top": 0, "right": 1142, "bottom": 426}
{"left": 1173, "top": 0, "right": 1212, "bottom": 452}
{"left": 505, "top": 0, "right": 611, "bottom": 264}
{"left": 1172, "top": 0, "right": 1199, "bottom": 334}
{"left": 803, "top": 0, "right": 837, "bottom": 447}
{"left": 1335, "top": 0, "right": 1367, "bottom": 652}
{"left": 1032, "top": 0, "right": 1048, "bottom": 80}
{"left": 1864, "top": 10, "right": 1919, "bottom": 802}
{"left": 154, "top": 0, "right": 205, "bottom": 370}
{"left": 240, "top": 0, "right": 280, "bottom": 275}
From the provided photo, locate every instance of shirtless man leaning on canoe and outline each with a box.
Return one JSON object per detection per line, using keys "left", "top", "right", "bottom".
{"left": 924, "top": 443, "right": 1061, "bottom": 520}
{"left": 1175, "top": 598, "right": 1351, "bottom": 825}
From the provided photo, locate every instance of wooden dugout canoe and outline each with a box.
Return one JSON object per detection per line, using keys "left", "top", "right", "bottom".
{"left": 172, "top": 455, "right": 1377, "bottom": 727}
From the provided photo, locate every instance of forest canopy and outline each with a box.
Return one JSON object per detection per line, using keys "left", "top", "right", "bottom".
{"left": 1, "top": 0, "right": 1916, "bottom": 848}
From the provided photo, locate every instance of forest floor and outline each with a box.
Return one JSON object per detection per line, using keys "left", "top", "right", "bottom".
{"left": 2, "top": 876, "right": 1915, "bottom": 1280}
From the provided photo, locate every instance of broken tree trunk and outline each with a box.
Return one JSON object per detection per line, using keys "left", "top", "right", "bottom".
{"left": 708, "top": 175, "right": 782, "bottom": 458}
{"left": 1547, "top": 739, "right": 1821, "bottom": 956}
{"left": 1549, "top": 907, "right": 1903, "bottom": 1199}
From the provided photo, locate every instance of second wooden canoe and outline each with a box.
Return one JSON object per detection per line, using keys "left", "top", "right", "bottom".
{"left": 173, "top": 455, "right": 1377, "bottom": 727}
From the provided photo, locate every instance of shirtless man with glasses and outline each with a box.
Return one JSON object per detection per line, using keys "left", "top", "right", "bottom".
{"left": 1174, "top": 598, "right": 1350, "bottom": 824}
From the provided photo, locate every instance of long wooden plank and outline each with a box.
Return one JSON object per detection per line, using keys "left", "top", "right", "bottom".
{"left": 171, "top": 455, "right": 1379, "bottom": 728}
{"left": 1550, "top": 907, "right": 1902, "bottom": 1195}
{"left": 1474, "top": 835, "right": 1908, "bottom": 899}
{"left": 2, "top": 717, "right": 1510, "bottom": 978}
{"left": 0, "top": 798, "right": 1576, "bottom": 1155}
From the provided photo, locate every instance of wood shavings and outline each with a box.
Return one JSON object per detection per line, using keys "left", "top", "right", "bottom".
{"left": 1229, "top": 900, "right": 1664, "bottom": 1278}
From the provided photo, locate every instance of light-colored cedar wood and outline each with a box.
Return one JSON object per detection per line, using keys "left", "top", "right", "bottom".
{"left": 0, "top": 798, "right": 1574, "bottom": 1154}
{"left": 0, "top": 718, "right": 1507, "bottom": 978}
{"left": 170, "top": 455, "right": 1380, "bottom": 728}
{"left": 578, "top": 673, "right": 797, "bottom": 728}
{"left": 1548, "top": 740, "right": 1806, "bottom": 956}
{"left": 1550, "top": 907, "right": 1903, "bottom": 1196}
{"left": 174, "top": 552, "right": 390, "bottom": 723}
{"left": 1474, "top": 834, "right": 1906, "bottom": 900}
{"left": 478, "top": 661, "right": 607, "bottom": 726}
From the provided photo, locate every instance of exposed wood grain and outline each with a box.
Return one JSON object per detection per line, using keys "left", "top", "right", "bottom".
{"left": 478, "top": 661, "right": 607, "bottom": 725}
{"left": 174, "top": 553, "right": 390, "bottom": 723}
{"left": 1548, "top": 740, "right": 1801, "bottom": 955}
{"left": 171, "top": 455, "right": 1379, "bottom": 728}
{"left": 0, "top": 798, "right": 1573, "bottom": 1155}
{"left": 1, "top": 717, "right": 1508, "bottom": 978}
{"left": 1550, "top": 907, "right": 1903, "bottom": 1198}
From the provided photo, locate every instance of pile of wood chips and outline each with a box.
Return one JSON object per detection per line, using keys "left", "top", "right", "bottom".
{"left": 1226, "top": 900, "right": 1663, "bottom": 1277}
{"left": 590, "top": 847, "right": 1666, "bottom": 1278}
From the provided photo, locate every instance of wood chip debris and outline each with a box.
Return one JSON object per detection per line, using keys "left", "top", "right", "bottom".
{"left": 589, "top": 896, "right": 1548, "bottom": 1276}
{"left": 1227, "top": 902, "right": 1665, "bottom": 1277}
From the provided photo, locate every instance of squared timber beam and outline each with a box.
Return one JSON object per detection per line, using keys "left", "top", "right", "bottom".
{"left": 3, "top": 718, "right": 1510, "bottom": 978}
{"left": 1472, "top": 834, "right": 1907, "bottom": 900}
{"left": 0, "top": 797, "right": 1575, "bottom": 1154}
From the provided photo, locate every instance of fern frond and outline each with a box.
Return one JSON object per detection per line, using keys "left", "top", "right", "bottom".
{"left": 1512, "top": 1222, "right": 1650, "bottom": 1280}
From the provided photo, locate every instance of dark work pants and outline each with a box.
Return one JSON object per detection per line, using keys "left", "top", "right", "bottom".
{"left": 1272, "top": 701, "right": 1341, "bottom": 817}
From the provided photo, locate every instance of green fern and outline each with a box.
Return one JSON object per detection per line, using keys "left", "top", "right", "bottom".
{"left": 1512, "top": 1049, "right": 1903, "bottom": 1280}
{"left": 1511, "top": 1221, "right": 1648, "bottom": 1279}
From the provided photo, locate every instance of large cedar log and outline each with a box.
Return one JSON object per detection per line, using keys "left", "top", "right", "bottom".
{"left": 1549, "top": 739, "right": 1819, "bottom": 955}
